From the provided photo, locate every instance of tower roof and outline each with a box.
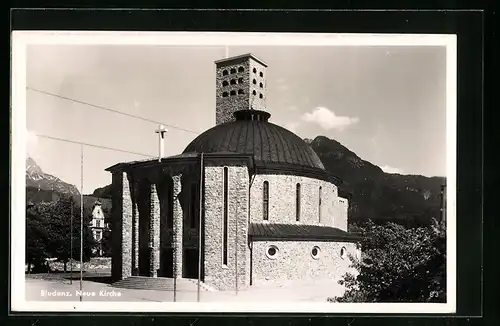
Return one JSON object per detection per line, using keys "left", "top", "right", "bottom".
{"left": 214, "top": 53, "right": 268, "bottom": 67}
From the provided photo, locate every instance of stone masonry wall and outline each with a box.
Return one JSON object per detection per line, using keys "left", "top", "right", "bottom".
{"left": 203, "top": 165, "right": 249, "bottom": 290}
{"left": 215, "top": 60, "right": 250, "bottom": 125}
{"left": 215, "top": 56, "right": 268, "bottom": 125}
{"left": 149, "top": 183, "right": 160, "bottom": 277}
{"left": 132, "top": 184, "right": 139, "bottom": 275}
{"left": 248, "top": 59, "right": 267, "bottom": 111}
{"left": 251, "top": 240, "right": 358, "bottom": 285}
{"left": 250, "top": 174, "right": 348, "bottom": 231}
{"left": 111, "top": 171, "right": 133, "bottom": 281}
{"left": 110, "top": 172, "right": 122, "bottom": 281}
{"left": 172, "top": 174, "right": 183, "bottom": 278}
{"left": 335, "top": 197, "right": 349, "bottom": 232}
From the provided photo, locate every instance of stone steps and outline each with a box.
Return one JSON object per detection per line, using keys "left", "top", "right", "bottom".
{"left": 112, "top": 276, "right": 216, "bottom": 292}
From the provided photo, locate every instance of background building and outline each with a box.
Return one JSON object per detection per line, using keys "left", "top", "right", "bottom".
{"left": 90, "top": 200, "right": 107, "bottom": 256}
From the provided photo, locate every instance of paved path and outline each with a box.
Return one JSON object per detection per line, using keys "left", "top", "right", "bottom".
{"left": 25, "top": 276, "right": 346, "bottom": 303}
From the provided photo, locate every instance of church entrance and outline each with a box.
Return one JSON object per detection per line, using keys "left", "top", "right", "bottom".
{"left": 183, "top": 249, "right": 199, "bottom": 279}
{"left": 159, "top": 248, "right": 174, "bottom": 277}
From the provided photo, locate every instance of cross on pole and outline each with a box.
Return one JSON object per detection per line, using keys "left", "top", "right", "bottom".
{"left": 155, "top": 125, "right": 168, "bottom": 162}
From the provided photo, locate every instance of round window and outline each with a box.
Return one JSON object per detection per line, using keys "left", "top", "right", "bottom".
{"left": 340, "top": 246, "right": 347, "bottom": 260}
{"left": 266, "top": 245, "right": 279, "bottom": 259}
{"left": 311, "top": 246, "right": 321, "bottom": 259}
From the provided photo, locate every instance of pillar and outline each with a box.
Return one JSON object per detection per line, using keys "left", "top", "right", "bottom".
{"left": 120, "top": 172, "right": 133, "bottom": 280}
{"left": 172, "top": 174, "right": 183, "bottom": 278}
{"left": 132, "top": 188, "right": 139, "bottom": 275}
{"left": 149, "top": 183, "right": 160, "bottom": 277}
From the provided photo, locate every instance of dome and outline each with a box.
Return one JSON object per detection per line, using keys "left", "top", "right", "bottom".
{"left": 183, "top": 110, "right": 325, "bottom": 170}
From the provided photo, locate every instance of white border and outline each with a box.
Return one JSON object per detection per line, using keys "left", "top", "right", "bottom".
{"left": 11, "top": 31, "right": 457, "bottom": 313}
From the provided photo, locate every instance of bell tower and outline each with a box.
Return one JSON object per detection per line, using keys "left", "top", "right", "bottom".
{"left": 215, "top": 53, "right": 268, "bottom": 125}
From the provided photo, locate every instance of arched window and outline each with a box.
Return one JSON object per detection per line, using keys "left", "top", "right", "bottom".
{"left": 222, "top": 92, "right": 229, "bottom": 98}
{"left": 318, "top": 186, "right": 322, "bottom": 223}
{"left": 259, "top": 82, "right": 263, "bottom": 88}
{"left": 222, "top": 81, "right": 229, "bottom": 87}
{"left": 230, "top": 79, "right": 237, "bottom": 85}
{"left": 230, "top": 90, "right": 236, "bottom": 96}
{"left": 253, "top": 79, "right": 257, "bottom": 84}
{"left": 253, "top": 68, "right": 257, "bottom": 73}
{"left": 260, "top": 71, "right": 264, "bottom": 77}
{"left": 223, "top": 167, "right": 228, "bottom": 265}
{"left": 238, "top": 77, "right": 244, "bottom": 84}
{"left": 230, "top": 68, "right": 236, "bottom": 74}
{"left": 259, "top": 93, "right": 263, "bottom": 99}
{"left": 296, "top": 183, "right": 301, "bottom": 222}
{"left": 252, "top": 90, "right": 257, "bottom": 95}
{"left": 238, "top": 89, "right": 244, "bottom": 94}
{"left": 222, "top": 70, "right": 228, "bottom": 76}
{"left": 263, "top": 181, "right": 269, "bottom": 221}
{"left": 238, "top": 66, "right": 245, "bottom": 72}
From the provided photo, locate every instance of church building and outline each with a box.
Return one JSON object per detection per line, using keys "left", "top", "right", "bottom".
{"left": 106, "top": 53, "right": 361, "bottom": 291}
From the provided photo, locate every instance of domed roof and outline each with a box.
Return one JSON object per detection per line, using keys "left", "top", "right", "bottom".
{"left": 183, "top": 110, "right": 325, "bottom": 170}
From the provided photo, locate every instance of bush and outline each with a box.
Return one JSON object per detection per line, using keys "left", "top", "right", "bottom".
{"left": 331, "top": 219, "right": 446, "bottom": 302}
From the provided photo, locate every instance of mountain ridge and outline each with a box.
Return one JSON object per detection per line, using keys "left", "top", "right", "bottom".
{"left": 25, "top": 157, "right": 111, "bottom": 212}
{"left": 308, "top": 136, "right": 445, "bottom": 226}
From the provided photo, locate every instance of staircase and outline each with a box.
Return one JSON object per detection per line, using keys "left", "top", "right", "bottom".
{"left": 112, "top": 276, "right": 216, "bottom": 292}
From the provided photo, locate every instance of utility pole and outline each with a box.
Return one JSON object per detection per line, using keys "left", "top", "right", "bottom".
{"left": 80, "top": 144, "right": 84, "bottom": 301}
{"left": 70, "top": 197, "right": 73, "bottom": 285}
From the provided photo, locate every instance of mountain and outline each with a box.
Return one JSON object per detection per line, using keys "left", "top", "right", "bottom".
{"left": 92, "top": 184, "right": 112, "bottom": 199}
{"left": 26, "top": 157, "right": 111, "bottom": 213}
{"left": 309, "top": 136, "right": 445, "bottom": 227}
{"left": 26, "top": 157, "right": 80, "bottom": 197}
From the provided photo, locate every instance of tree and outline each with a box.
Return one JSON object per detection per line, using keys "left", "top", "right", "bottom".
{"left": 26, "top": 202, "right": 52, "bottom": 272}
{"left": 100, "top": 227, "right": 112, "bottom": 257}
{"left": 332, "top": 219, "right": 446, "bottom": 303}
{"left": 25, "top": 195, "right": 98, "bottom": 273}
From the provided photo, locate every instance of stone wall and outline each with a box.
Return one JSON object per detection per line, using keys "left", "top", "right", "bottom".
{"left": 215, "top": 56, "right": 268, "bottom": 125}
{"left": 110, "top": 171, "right": 132, "bottom": 281}
{"left": 203, "top": 164, "right": 249, "bottom": 290}
{"left": 149, "top": 183, "right": 160, "bottom": 277}
{"left": 249, "top": 174, "right": 348, "bottom": 231}
{"left": 248, "top": 59, "right": 267, "bottom": 111}
{"left": 251, "top": 240, "right": 358, "bottom": 285}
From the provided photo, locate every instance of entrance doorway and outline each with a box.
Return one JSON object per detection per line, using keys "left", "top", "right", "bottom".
{"left": 183, "top": 249, "right": 199, "bottom": 279}
{"left": 160, "top": 248, "right": 174, "bottom": 277}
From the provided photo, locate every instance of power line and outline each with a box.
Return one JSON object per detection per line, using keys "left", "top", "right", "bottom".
{"left": 26, "top": 87, "right": 201, "bottom": 135}
{"left": 36, "top": 134, "right": 156, "bottom": 158}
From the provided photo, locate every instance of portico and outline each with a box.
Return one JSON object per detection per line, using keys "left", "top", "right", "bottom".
{"left": 107, "top": 156, "right": 202, "bottom": 282}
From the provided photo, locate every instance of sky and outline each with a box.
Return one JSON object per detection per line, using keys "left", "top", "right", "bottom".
{"left": 25, "top": 43, "right": 447, "bottom": 194}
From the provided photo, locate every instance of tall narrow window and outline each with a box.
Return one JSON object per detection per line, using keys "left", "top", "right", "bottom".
{"left": 318, "top": 186, "right": 322, "bottom": 223}
{"left": 296, "top": 183, "right": 301, "bottom": 222}
{"left": 263, "top": 181, "right": 269, "bottom": 221}
{"left": 189, "top": 183, "right": 197, "bottom": 229}
{"left": 222, "top": 167, "right": 228, "bottom": 265}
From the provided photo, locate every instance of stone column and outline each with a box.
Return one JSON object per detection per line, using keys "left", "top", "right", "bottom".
{"left": 172, "top": 174, "right": 183, "bottom": 278}
{"left": 149, "top": 183, "right": 161, "bottom": 277}
{"left": 132, "top": 191, "right": 139, "bottom": 276}
{"left": 121, "top": 172, "right": 133, "bottom": 280}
